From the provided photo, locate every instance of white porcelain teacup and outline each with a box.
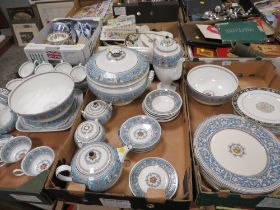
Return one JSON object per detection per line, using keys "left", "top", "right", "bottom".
{"left": 13, "top": 146, "right": 55, "bottom": 176}
{"left": 0, "top": 136, "right": 32, "bottom": 167}
{"left": 34, "top": 61, "right": 54, "bottom": 74}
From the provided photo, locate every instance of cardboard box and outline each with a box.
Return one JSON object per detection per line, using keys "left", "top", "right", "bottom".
{"left": 184, "top": 60, "right": 280, "bottom": 208}
{"left": 44, "top": 78, "right": 193, "bottom": 209}
{"left": 0, "top": 119, "right": 84, "bottom": 205}
{"left": 24, "top": 17, "right": 101, "bottom": 65}
{"left": 113, "top": 1, "right": 179, "bottom": 23}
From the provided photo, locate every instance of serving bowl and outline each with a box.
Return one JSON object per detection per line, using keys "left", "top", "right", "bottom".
{"left": 86, "top": 47, "right": 153, "bottom": 105}
{"left": 8, "top": 72, "right": 75, "bottom": 122}
{"left": 187, "top": 64, "right": 239, "bottom": 105}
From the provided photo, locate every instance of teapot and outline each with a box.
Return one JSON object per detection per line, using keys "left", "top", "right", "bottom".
{"left": 56, "top": 142, "right": 132, "bottom": 192}
{"left": 152, "top": 36, "right": 185, "bottom": 90}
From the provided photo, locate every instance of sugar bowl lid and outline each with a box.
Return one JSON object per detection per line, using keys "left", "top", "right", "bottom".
{"left": 155, "top": 37, "right": 179, "bottom": 52}
{"left": 86, "top": 47, "right": 149, "bottom": 86}
{"left": 73, "top": 143, "right": 116, "bottom": 176}
{"left": 74, "top": 120, "right": 101, "bottom": 143}
{"left": 84, "top": 100, "right": 109, "bottom": 117}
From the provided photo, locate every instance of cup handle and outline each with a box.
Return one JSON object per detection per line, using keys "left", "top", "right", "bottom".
{"left": 55, "top": 165, "right": 72, "bottom": 182}
{"left": 147, "top": 70, "right": 155, "bottom": 86}
{"left": 33, "top": 60, "right": 39, "bottom": 66}
{"left": 0, "top": 160, "right": 6, "bottom": 167}
{"left": 13, "top": 169, "right": 24, "bottom": 176}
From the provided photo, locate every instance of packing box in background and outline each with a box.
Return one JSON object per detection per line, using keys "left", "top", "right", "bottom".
{"left": 44, "top": 77, "right": 192, "bottom": 209}
{"left": 24, "top": 17, "right": 101, "bottom": 65}
{"left": 113, "top": 1, "right": 179, "bottom": 23}
{"left": 183, "top": 60, "right": 280, "bottom": 208}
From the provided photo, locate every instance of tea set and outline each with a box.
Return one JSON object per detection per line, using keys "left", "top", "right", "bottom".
{"left": 47, "top": 19, "right": 97, "bottom": 45}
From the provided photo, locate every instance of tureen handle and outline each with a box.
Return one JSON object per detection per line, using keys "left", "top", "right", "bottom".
{"left": 56, "top": 165, "right": 73, "bottom": 182}
{"left": 117, "top": 145, "right": 133, "bottom": 163}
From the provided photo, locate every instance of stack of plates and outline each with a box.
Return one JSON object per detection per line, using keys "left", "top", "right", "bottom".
{"left": 142, "top": 89, "right": 182, "bottom": 123}
{"left": 232, "top": 87, "right": 280, "bottom": 135}
{"left": 194, "top": 114, "right": 280, "bottom": 194}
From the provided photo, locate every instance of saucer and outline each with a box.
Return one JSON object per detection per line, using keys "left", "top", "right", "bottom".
{"left": 54, "top": 62, "right": 72, "bottom": 75}
{"left": 0, "top": 136, "right": 32, "bottom": 165}
{"left": 119, "top": 115, "right": 161, "bottom": 152}
{"left": 6, "top": 78, "right": 23, "bottom": 91}
{"left": 15, "top": 90, "right": 83, "bottom": 132}
{"left": 129, "top": 157, "right": 178, "bottom": 198}
{"left": 18, "top": 61, "right": 37, "bottom": 78}
{"left": 14, "top": 146, "right": 55, "bottom": 176}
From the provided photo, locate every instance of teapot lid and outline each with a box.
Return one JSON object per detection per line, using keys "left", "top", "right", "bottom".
{"left": 74, "top": 143, "right": 116, "bottom": 176}
{"left": 86, "top": 47, "right": 149, "bottom": 86}
{"left": 156, "top": 37, "right": 178, "bottom": 52}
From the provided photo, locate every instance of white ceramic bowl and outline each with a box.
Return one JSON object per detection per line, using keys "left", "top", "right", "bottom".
{"left": 8, "top": 72, "right": 75, "bottom": 122}
{"left": 187, "top": 64, "right": 239, "bottom": 105}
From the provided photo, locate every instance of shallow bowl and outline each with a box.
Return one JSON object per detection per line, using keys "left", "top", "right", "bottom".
{"left": 8, "top": 72, "right": 74, "bottom": 122}
{"left": 187, "top": 64, "right": 239, "bottom": 105}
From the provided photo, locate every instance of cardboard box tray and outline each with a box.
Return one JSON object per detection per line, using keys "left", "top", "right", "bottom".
{"left": 184, "top": 60, "right": 280, "bottom": 208}
{"left": 44, "top": 80, "right": 192, "bottom": 209}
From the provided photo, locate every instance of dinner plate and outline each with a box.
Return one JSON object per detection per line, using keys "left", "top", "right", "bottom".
{"left": 194, "top": 114, "right": 280, "bottom": 194}
{"left": 129, "top": 157, "right": 178, "bottom": 198}
{"left": 233, "top": 87, "right": 280, "bottom": 127}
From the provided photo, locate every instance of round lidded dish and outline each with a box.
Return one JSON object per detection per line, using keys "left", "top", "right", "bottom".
{"left": 8, "top": 72, "right": 74, "bottom": 122}
{"left": 86, "top": 47, "right": 153, "bottom": 106}
{"left": 74, "top": 120, "right": 105, "bottom": 148}
{"left": 82, "top": 100, "right": 112, "bottom": 125}
{"left": 187, "top": 64, "right": 239, "bottom": 106}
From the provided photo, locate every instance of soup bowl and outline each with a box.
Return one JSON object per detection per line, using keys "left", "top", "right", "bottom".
{"left": 8, "top": 72, "right": 75, "bottom": 122}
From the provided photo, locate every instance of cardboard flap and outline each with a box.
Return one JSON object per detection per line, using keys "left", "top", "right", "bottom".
{"left": 240, "top": 194, "right": 259, "bottom": 199}
{"left": 269, "top": 187, "right": 280, "bottom": 198}
{"left": 66, "top": 182, "right": 86, "bottom": 197}
{"left": 217, "top": 190, "right": 231, "bottom": 198}
{"left": 145, "top": 188, "right": 166, "bottom": 203}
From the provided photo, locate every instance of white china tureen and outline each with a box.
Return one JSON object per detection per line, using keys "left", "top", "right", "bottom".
{"left": 56, "top": 142, "right": 132, "bottom": 192}
{"left": 86, "top": 47, "right": 154, "bottom": 106}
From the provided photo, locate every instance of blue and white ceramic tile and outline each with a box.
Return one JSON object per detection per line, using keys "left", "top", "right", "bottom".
{"left": 119, "top": 115, "right": 161, "bottom": 152}
{"left": 194, "top": 114, "right": 280, "bottom": 194}
{"left": 129, "top": 157, "right": 178, "bottom": 199}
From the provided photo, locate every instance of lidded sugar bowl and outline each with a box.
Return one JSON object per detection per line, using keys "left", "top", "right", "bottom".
{"left": 152, "top": 36, "right": 185, "bottom": 90}
{"left": 86, "top": 47, "right": 154, "bottom": 106}
{"left": 82, "top": 100, "right": 112, "bottom": 125}
{"left": 74, "top": 120, "right": 105, "bottom": 148}
{"left": 56, "top": 142, "right": 132, "bottom": 192}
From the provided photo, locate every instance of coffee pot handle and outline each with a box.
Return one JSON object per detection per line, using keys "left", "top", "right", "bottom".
{"left": 56, "top": 165, "right": 72, "bottom": 182}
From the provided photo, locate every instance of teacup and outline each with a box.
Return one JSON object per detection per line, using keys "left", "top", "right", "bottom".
{"left": 77, "top": 22, "right": 92, "bottom": 39}
{"left": 0, "top": 136, "right": 32, "bottom": 167}
{"left": 18, "top": 60, "right": 39, "bottom": 78}
{"left": 13, "top": 146, "right": 55, "bottom": 176}
{"left": 34, "top": 61, "right": 54, "bottom": 74}
{"left": 70, "top": 63, "right": 86, "bottom": 83}
{"left": 52, "top": 22, "right": 70, "bottom": 33}
{"left": 54, "top": 60, "right": 72, "bottom": 75}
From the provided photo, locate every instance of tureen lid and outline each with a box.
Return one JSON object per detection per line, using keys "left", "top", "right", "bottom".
{"left": 75, "top": 120, "right": 100, "bottom": 142}
{"left": 74, "top": 143, "right": 116, "bottom": 177}
{"left": 86, "top": 47, "right": 149, "bottom": 86}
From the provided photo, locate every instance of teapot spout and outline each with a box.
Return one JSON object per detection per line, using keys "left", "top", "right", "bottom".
{"left": 117, "top": 145, "right": 132, "bottom": 163}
